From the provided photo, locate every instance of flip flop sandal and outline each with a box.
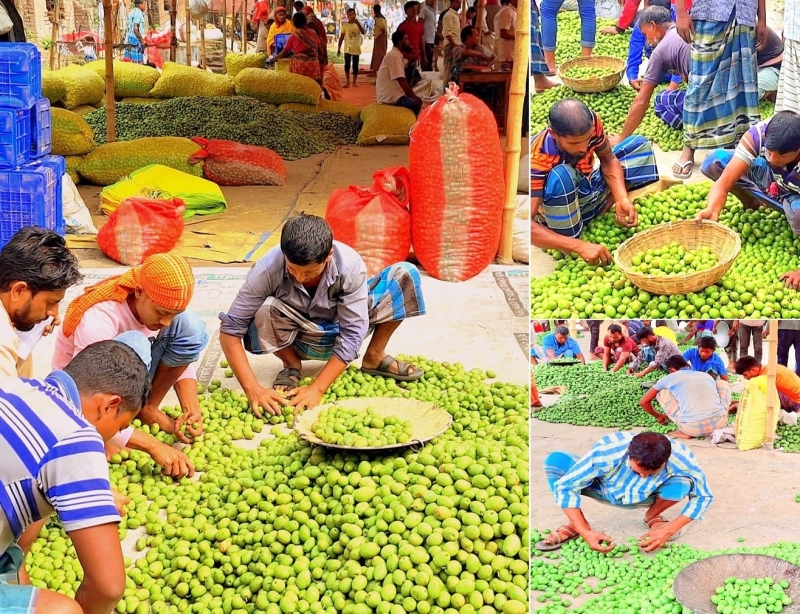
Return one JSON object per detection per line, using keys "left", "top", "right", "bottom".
{"left": 672, "top": 160, "right": 694, "bottom": 180}
{"left": 535, "top": 525, "right": 579, "bottom": 552}
{"left": 273, "top": 367, "right": 302, "bottom": 391}
{"left": 644, "top": 515, "right": 681, "bottom": 541}
{"left": 361, "top": 355, "right": 424, "bottom": 382}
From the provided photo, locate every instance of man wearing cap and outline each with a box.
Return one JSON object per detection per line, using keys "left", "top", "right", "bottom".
{"left": 541, "top": 326, "right": 586, "bottom": 363}
{"left": 53, "top": 254, "right": 209, "bottom": 454}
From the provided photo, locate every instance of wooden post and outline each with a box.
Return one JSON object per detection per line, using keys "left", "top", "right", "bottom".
{"left": 170, "top": 0, "right": 178, "bottom": 61}
{"left": 186, "top": 1, "right": 193, "bottom": 64}
{"left": 103, "top": 0, "right": 116, "bottom": 142}
{"left": 476, "top": 0, "right": 485, "bottom": 31}
{"left": 49, "top": 0, "right": 59, "bottom": 69}
{"left": 199, "top": 19, "right": 207, "bottom": 67}
{"left": 222, "top": 5, "right": 228, "bottom": 59}
{"left": 764, "top": 319, "right": 779, "bottom": 448}
{"left": 497, "top": 1, "right": 527, "bottom": 263}
{"left": 242, "top": 0, "right": 248, "bottom": 53}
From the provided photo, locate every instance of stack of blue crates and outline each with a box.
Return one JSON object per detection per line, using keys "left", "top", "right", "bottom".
{"left": 0, "top": 42, "right": 64, "bottom": 250}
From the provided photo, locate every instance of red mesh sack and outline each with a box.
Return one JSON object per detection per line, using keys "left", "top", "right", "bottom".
{"left": 189, "top": 137, "right": 287, "bottom": 186}
{"left": 409, "top": 85, "right": 505, "bottom": 282}
{"left": 325, "top": 166, "right": 412, "bottom": 276}
{"left": 144, "top": 31, "right": 171, "bottom": 69}
{"left": 97, "top": 197, "right": 185, "bottom": 265}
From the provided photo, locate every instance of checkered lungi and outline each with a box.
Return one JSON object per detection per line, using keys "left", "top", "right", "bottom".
{"left": 657, "top": 379, "right": 731, "bottom": 438}
{"left": 683, "top": 15, "right": 760, "bottom": 149}
{"left": 654, "top": 90, "right": 686, "bottom": 130}
{"left": 245, "top": 262, "right": 425, "bottom": 361}
{"left": 531, "top": 1, "right": 550, "bottom": 75}
{"left": 777, "top": 39, "right": 800, "bottom": 113}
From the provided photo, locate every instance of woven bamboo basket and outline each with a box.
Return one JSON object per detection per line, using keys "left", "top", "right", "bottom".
{"left": 673, "top": 554, "right": 800, "bottom": 614}
{"left": 293, "top": 397, "right": 452, "bottom": 451}
{"left": 557, "top": 56, "right": 625, "bottom": 93}
{"left": 614, "top": 219, "right": 741, "bottom": 295}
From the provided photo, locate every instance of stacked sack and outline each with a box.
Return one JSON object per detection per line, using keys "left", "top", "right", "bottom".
{"left": 0, "top": 43, "right": 65, "bottom": 248}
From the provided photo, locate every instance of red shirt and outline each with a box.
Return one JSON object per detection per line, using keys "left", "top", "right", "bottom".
{"left": 397, "top": 19, "right": 425, "bottom": 58}
{"left": 617, "top": 0, "right": 693, "bottom": 31}
{"left": 603, "top": 335, "right": 638, "bottom": 353}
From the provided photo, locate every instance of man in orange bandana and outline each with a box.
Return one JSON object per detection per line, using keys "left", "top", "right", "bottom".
{"left": 52, "top": 255, "right": 208, "bottom": 457}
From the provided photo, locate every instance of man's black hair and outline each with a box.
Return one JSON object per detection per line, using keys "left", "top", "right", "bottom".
{"left": 281, "top": 214, "right": 334, "bottom": 266}
{"left": 65, "top": 341, "right": 152, "bottom": 413}
{"left": 404, "top": 1, "right": 418, "bottom": 10}
{"left": 460, "top": 25, "right": 477, "bottom": 43}
{"left": 639, "top": 5, "right": 672, "bottom": 26}
{"left": 392, "top": 29, "right": 406, "bottom": 46}
{"left": 554, "top": 325, "right": 569, "bottom": 336}
{"left": 735, "top": 355, "right": 760, "bottom": 375}
{"left": 697, "top": 335, "right": 717, "bottom": 350}
{"left": 607, "top": 324, "right": 622, "bottom": 335}
{"left": 665, "top": 355, "right": 688, "bottom": 371}
{"left": 292, "top": 11, "right": 307, "bottom": 27}
{"left": 637, "top": 326, "right": 656, "bottom": 343}
{"left": 628, "top": 432, "right": 672, "bottom": 471}
{"left": 0, "top": 226, "right": 83, "bottom": 294}
{"left": 500, "top": 0, "right": 510, "bottom": 5}
{"left": 374, "top": 3, "right": 382, "bottom": 13}
{"left": 765, "top": 111, "right": 800, "bottom": 155}
{"left": 293, "top": 0, "right": 304, "bottom": 10}
{"left": 549, "top": 99, "right": 595, "bottom": 137}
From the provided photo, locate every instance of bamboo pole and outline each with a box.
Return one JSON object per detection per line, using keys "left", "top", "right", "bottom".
{"left": 102, "top": 0, "right": 116, "bottom": 142}
{"left": 49, "top": 0, "right": 59, "bottom": 69}
{"left": 170, "top": 0, "right": 178, "bottom": 61}
{"left": 497, "top": 2, "right": 527, "bottom": 263}
{"left": 186, "top": 1, "right": 192, "bottom": 64}
{"left": 242, "top": 0, "right": 248, "bottom": 52}
{"left": 764, "top": 320, "right": 779, "bottom": 448}
{"left": 222, "top": 6, "right": 228, "bottom": 59}
{"left": 199, "top": 19, "right": 207, "bottom": 67}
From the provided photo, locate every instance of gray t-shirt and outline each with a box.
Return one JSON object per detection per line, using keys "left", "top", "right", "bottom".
{"left": 643, "top": 25, "right": 690, "bottom": 86}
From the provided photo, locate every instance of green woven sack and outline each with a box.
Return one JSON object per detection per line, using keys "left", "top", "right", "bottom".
{"left": 151, "top": 63, "right": 235, "bottom": 98}
{"left": 42, "top": 71, "right": 66, "bottom": 105}
{"left": 357, "top": 104, "right": 416, "bottom": 146}
{"left": 51, "top": 108, "right": 96, "bottom": 156}
{"left": 225, "top": 53, "right": 266, "bottom": 77}
{"left": 234, "top": 68, "right": 322, "bottom": 106}
{"left": 57, "top": 65, "right": 105, "bottom": 110}
{"left": 84, "top": 60, "right": 160, "bottom": 98}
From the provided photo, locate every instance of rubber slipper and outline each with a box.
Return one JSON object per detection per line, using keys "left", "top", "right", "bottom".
{"left": 672, "top": 160, "right": 693, "bottom": 180}
{"left": 535, "top": 525, "right": 579, "bottom": 551}
{"left": 361, "top": 355, "right": 424, "bottom": 382}
{"left": 273, "top": 367, "right": 302, "bottom": 390}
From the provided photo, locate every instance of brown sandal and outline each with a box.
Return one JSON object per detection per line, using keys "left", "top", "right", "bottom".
{"left": 644, "top": 515, "right": 680, "bottom": 541}
{"left": 535, "top": 525, "right": 579, "bottom": 551}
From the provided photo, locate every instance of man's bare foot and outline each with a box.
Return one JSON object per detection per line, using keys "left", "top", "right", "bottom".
{"left": 343, "top": 82, "right": 350, "bottom": 88}
{"left": 667, "top": 430, "right": 693, "bottom": 439}
{"left": 534, "top": 74, "right": 557, "bottom": 92}
{"left": 352, "top": 81, "right": 358, "bottom": 87}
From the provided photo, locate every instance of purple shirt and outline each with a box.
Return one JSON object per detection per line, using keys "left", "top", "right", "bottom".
{"left": 643, "top": 25, "right": 690, "bottom": 86}
{"left": 688, "top": 0, "right": 758, "bottom": 26}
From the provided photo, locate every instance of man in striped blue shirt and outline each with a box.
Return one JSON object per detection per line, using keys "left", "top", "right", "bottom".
{"left": 0, "top": 340, "right": 151, "bottom": 614}
{"left": 536, "top": 431, "right": 713, "bottom": 554}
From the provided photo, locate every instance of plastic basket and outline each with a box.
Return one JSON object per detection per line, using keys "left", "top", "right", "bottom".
{"left": 30, "top": 98, "right": 53, "bottom": 159}
{"left": 0, "top": 156, "right": 64, "bottom": 249}
{"left": 613, "top": 219, "right": 741, "bottom": 295}
{"left": 557, "top": 56, "right": 625, "bottom": 93}
{"left": 27, "top": 155, "right": 66, "bottom": 235}
{"left": 0, "top": 43, "right": 42, "bottom": 108}
{"left": 0, "top": 106, "right": 31, "bottom": 169}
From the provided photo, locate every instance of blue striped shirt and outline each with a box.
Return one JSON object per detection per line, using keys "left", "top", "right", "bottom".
{"left": 553, "top": 431, "right": 714, "bottom": 520}
{"left": 0, "top": 372, "right": 120, "bottom": 555}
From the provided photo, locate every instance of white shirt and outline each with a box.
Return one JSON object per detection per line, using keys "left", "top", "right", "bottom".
{"left": 495, "top": 5, "right": 516, "bottom": 61}
{"left": 442, "top": 9, "right": 461, "bottom": 44}
{"left": 376, "top": 46, "right": 408, "bottom": 104}
{"left": 0, "top": 301, "right": 20, "bottom": 378}
{"left": 420, "top": 3, "right": 437, "bottom": 44}
{"left": 786, "top": 0, "right": 800, "bottom": 42}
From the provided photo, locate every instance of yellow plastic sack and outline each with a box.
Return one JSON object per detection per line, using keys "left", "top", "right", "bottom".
{"left": 225, "top": 52, "right": 266, "bottom": 77}
{"left": 70, "top": 105, "right": 97, "bottom": 117}
{"left": 51, "top": 108, "right": 96, "bottom": 156}
{"left": 78, "top": 137, "right": 204, "bottom": 186}
{"left": 100, "top": 164, "right": 226, "bottom": 218}
{"left": 150, "top": 62, "right": 235, "bottom": 98}
{"left": 357, "top": 104, "right": 416, "bottom": 146}
{"left": 57, "top": 65, "right": 105, "bottom": 110}
{"left": 735, "top": 375, "right": 779, "bottom": 451}
{"left": 84, "top": 60, "right": 160, "bottom": 98}
{"left": 65, "top": 155, "right": 84, "bottom": 184}
{"left": 42, "top": 71, "right": 66, "bottom": 105}
{"left": 234, "top": 68, "right": 322, "bottom": 106}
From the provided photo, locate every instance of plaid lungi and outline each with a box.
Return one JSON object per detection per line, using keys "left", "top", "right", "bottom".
{"left": 531, "top": 1, "right": 550, "bottom": 75}
{"left": 245, "top": 262, "right": 425, "bottom": 361}
{"left": 657, "top": 379, "right": 731, "bottom": 438}
{"left": 543, "top": 451, "right": 692, "bottom": 506}
{"left": 683, "top": 16, "right": 760, "bottom": 150}
{"left": 541, "top": 135, "right": 659, "bottom": 238}
{"left": 124, "top": 33, "right": 145, "bottom": 64}
{"left": 654, "top": 90, "right": 685, "bottom": 130}
{"left": 777, "top": 39, "right": 800, "bottom": 114}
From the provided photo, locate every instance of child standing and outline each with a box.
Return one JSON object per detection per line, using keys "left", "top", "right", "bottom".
{"left": 338, "top": 7, "right": 365, "bottom": 87}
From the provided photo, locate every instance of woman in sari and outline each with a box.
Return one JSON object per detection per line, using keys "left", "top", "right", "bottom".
{"left": 125, "top": 0, "right": 147, "bottom": 64}
{"left": 368, "top": 4, "right": 388, "bottom": 75}
{"left": 276, "top": 12, "right": 322, "bottom": 83}
{"left": 266, "top": 6, "right": 295, "bottom": 56}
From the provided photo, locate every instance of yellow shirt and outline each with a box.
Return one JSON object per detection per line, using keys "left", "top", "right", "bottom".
{"left": 267, "top": 20, "right": 295, "bottom": 53}
{"left": 341, "top": 22, "right": 363, "bottom": 55}
{"left": 374, "top": 16, "right": 387, "bottom": 37}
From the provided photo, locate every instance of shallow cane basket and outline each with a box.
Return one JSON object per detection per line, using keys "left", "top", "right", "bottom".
{"left": 557, "top": 55, "right": 626, "bottom": 93}
{"left": 673, "top": 554, "right": 800, "bottom": 614}
{"left": 614, "top": 219, "right": 741, "bottom": 295}
{"left": 294, "top": 397, "right": 452, "bottom": 451}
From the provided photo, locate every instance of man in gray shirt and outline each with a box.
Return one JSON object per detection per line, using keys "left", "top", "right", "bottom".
{"left": 219, "top": 214, "right": 426, "bottom": 414}
{"left": 420, "top": 0, "right": 437, "bottom": 70}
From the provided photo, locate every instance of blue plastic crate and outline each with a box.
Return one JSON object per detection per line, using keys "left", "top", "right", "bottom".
{"left": 0, "top": 106, "right": 31, "bottom": 169}
{"left": 30, "top": 97, "right": 52, "bottom": 159}
{"left": 0, "top": 43, "right": 42, "bottom": 108}
{"left": 26, "top": 155, "right": 65, "bottom": 236}
{"left": 0, "top": 156, "right": 63, "bottom": 249}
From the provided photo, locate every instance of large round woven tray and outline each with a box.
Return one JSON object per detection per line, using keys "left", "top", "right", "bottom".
{"left": 673, "top": 554, "right": 800, "bottom": 614}
{"left": 293, "top": 397, "right": 452, "bottom": 451}
{"left": 557, "top": 56, "right": 625, "bottom": 93}
{"left": 614, "top": 219, "right": 741, "bottom": 295}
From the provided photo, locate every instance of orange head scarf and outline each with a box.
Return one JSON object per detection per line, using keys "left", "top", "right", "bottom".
{"left": 63, "top": 254, "right": 195, "bottom": 338}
